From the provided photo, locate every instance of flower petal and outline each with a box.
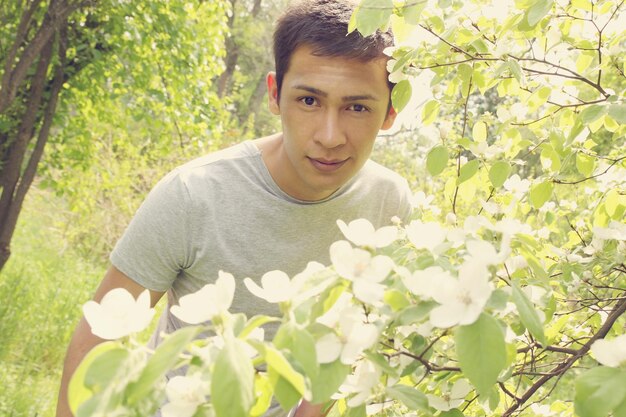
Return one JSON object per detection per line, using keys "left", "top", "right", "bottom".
{"left": 316, "top": 333, "right": 342, "bottom": 363}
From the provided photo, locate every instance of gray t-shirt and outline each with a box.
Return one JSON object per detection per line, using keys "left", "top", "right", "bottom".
{"left": 111, "top": 140, "right": 411, "bottom": 341}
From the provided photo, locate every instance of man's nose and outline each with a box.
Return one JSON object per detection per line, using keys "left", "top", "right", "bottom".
{"left": 315, "top": 111, "right": 347, "bottom": 148}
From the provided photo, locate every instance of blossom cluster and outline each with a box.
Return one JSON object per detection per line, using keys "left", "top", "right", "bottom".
{"left": 79, "top": 214, "right": 626, "bottom": 416}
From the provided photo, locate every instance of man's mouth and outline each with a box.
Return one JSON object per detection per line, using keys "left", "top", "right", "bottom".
{"left": 308, "top": 157, "right": 348, "bottom": 172}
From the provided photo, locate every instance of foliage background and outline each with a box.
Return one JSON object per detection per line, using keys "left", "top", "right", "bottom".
{"left": 0, "top": 0, "right": 284, "bottom": 414}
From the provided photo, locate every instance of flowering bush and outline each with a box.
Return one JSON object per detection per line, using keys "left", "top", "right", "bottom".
{"left": 69, "top": 215, "right": 626, "bottom": 417}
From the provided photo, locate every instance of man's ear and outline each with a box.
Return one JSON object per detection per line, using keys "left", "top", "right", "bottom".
{"left": 267, "top": 72, "right": 280, "bottom": 115}
{"left": 380, "top": 105, "right": 398, "bottom": 130}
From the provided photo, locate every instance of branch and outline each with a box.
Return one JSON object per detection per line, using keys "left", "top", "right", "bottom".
{"left": 502, "top": 297, "right": 626, "bottom": 417}
{"left": 418, "top": 23, "right": 477, "bottom": 59}
{"left": 452, "top": 71, "right": 473, "bottom": 214}
{"left": 553, "top": 155, "right": 626, "bottom": 185}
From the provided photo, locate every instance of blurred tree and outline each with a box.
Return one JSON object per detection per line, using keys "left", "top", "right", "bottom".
{"left": 0, "top": 0, "right": 103, "bottom": 271}
{"left": 0, "top": 0, "right": 231, "bottom": 270}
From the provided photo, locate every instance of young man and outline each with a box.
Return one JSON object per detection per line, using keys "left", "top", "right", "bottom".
{"left": 56, "top": 1, "right": 411, "bottom": 416}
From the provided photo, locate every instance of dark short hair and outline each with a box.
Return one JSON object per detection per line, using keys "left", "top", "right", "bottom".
{"left": 273, "top": 0, "right": 395, "bottom": 98}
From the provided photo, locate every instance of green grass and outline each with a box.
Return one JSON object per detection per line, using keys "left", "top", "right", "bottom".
{"left": 0, "top": 187, "right": 106, "bottom": 417}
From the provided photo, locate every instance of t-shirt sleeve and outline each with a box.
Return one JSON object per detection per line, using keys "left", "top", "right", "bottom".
{"left": 110, "top": 170, "right": 192, "bottom": 292}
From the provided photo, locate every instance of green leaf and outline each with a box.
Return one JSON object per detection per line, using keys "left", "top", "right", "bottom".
{"left": 311, "top": 361, "right": 351, "bottom": 403}
{"left": 273, "top": 322, "right": 319, "bottom": 379}
{"left": 271, "top": 372, "right": 302, "bottom": 411}
{"left": 346, "top": 404, "right": 366, "bottom": 417}
{"left": 126, "top": 326, "right": 202, "bottom": 404}
{"left": 529, "top": 181, "right": 553, "bottom": 209}
{"left": 239, "top": 315, "right": 280, "bottom": 339}
{"left": 265, "top": 345, "right": 306, "bottom": 395}
{"left": 354, "top": 0, "right": 393, "bottom": 36}
{"left": 422, "top": 99, "right": 440, "bottom": 125}
{"left": 608, "top": 104, "right": 626, "bottom": 123}
{"left": 472, "top": 121, "right": 487, "bottom": 142}
{"left": 506, "top": 59, "right": 525, "bottom": 86}
{"left": 440, "top": 410, "right": 464, "bottom": 417}
{"left": 427, "top": 146, "right": 449, "bottom": 176}
{"left": 384, "top": 289, "right": 410, "bottom": 311}
{"left": 68, "top": 342, "right": 120, "bottom": 414}
{"left": 576, "top": 53, "right": 594, "bottom": 73}
{"left": 250, "top": 374, "right": 273, "bottom": 417}
{"left": 364, "top": 351, "right": 399, "bottom": 378}
{"left": 571, "top": 0, "right": 592, "bottom": 11}
{"left": 511, "top": 283, "right": 547, "bottom": 346}
{"left": 386, "top": 384, "right": 429, "bottom": 411}
{"left": 575, "top": 367, "right": 626, "bottom": 417}
{"left": 212, "top": 337, "right": 255, "bottom": 417}
{"left": 540, "top": 145, "right": 561, "bottom": 172}
{"left": 457, "top": 159, "right": 480, "bottom": 184}
{"left": 396, "top": 302, "right": 437, "bottom": 325}
{"left": 402, "top": 0, "right": 427, "bottom": 24}
{"left": 391, "top": 80, "right": 412, "bottom": 113}
{"left": 84, "top": 347, "right": 130, "bottom": 391}
{"left": 576, "top": 152, "right": 595, "bottom": 177}
{"left": 526, "top": 0, "right": 553, "bottom": 27}
{"left": 580, "top": 105, "right": 607, "bottom": 124}
{"left": 455, "top": 313, "right": 506, "bottom": 396}
{"left": 489, "top": 161, "right": 511, "bottom": 188}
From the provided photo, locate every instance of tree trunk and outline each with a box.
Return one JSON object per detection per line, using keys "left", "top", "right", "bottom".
{"left": 0, "top": 1, "right": 72, "bottom": 271}
{"left": 217, "top": 0, "right": 238, "bottom": 98}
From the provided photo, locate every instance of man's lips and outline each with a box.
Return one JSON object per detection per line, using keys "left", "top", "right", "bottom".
{"left": 308, "top": 157, "right": 348, "bottom": 172}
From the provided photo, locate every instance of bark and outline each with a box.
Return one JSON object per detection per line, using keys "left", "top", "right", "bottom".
{"left": 0, "top": 0, "right": 76, "bottom": 114}
{"left": 247, "top": 73, "right": 269, "bottom": 134}
{"left": 217, "top": 0, "right": 238, "bottom": 98}
{"left": 0, "top": 27, "right": 67, "bottom": 272}
{"left": 0, "top": 1, "right": 74, "bottom": 271}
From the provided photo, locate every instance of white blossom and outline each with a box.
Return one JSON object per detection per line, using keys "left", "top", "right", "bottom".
{"left": 503, "top": 174, "right": 530, "bottom": 200}
{"left": 426, "top": 379, "right": 471, "bottom": 411}
{"left": 335, "top": 360, "right": 381, "bottom": 407}
{"left": 465, "top": 239, "right": 506, "bottom": 266}
{"left": 429, "top": 261, "right": 493, "bottom": 328}
{"left": 291, "top": 261, "right": 332, "bottom": 304}
{"left": 244, "top": 270, "right": 299, "bottom": 303}
{"left": 463, "top": 215, "right": 493, "bottom": 235}
{"left": 161, "top": 375, "right": 208, "bottom": 417}
{"left": 402, "top": 266, "right": 453, "bottom": 299}
{"left": 593, "top": 221, "right": 626, "bottom": 241}
{"left": 337, "top": 218, "right": 398, "bottom": 248}
{"left": 409, "top": 191, "right": 440, "bottom": 214}
{"left": 405, "top": 220, "right": 448, "bottom": 254}
{"left": 330, "top": 240, "right": 394, "bottom": 305}
{"left": 529, "top": 403, "right": 556, "bottom": 416}
{"left": 83, "top": 289, "right": 155, "bottom": 340}
{"left": 504, "top": 255, "right": 528, "bottom": 273}
{"left": 315, "top": 306, "right": 379, "bottom": 365}
{"left": 316, "top": 292, "right": 353, "bottom": 328}
{"left": 170, "top": 271, "right": 235, "bottom": 324}
{"left": 590, "top": 334, "right": 626, "bottom": 367}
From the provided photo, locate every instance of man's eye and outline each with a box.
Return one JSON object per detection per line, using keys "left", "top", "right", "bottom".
{"left": 301, "top": 97, "right": 316, "bottom": 106}
{"left": 350, "top": 104, "right": 368, "bottom": 112}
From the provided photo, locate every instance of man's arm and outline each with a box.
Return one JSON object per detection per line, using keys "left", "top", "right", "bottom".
{"left": 55, "top": 266, "right": 164, "bottom": 417}
{"left": 294, "top": 400, "right": 334, "bottom": 417}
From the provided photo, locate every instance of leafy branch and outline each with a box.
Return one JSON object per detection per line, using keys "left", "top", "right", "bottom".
{"left": 502, "top": 297, "right": 626, "bottom": 417}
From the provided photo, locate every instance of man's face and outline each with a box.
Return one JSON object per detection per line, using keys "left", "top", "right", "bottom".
{"left": 266, "top": 45, "right": 397, "bottom": 202}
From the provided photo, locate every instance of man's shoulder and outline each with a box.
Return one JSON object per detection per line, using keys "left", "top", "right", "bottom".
{"left": 153, "top": 141, "right": 262, "bottom": 197}
{"left": 177, "top": 141, "right": 257, "bottom": 174}
{"left": 360, "top": 159, "right": 408, "bottom": 187}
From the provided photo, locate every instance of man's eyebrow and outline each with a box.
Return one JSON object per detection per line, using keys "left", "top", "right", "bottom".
{"left": 293, "top": 85, "right": 379, "bottom": 102}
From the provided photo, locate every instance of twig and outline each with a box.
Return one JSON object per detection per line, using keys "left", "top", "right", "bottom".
{"left": 502, "top": 297, "right": 626, "bottom": 416}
